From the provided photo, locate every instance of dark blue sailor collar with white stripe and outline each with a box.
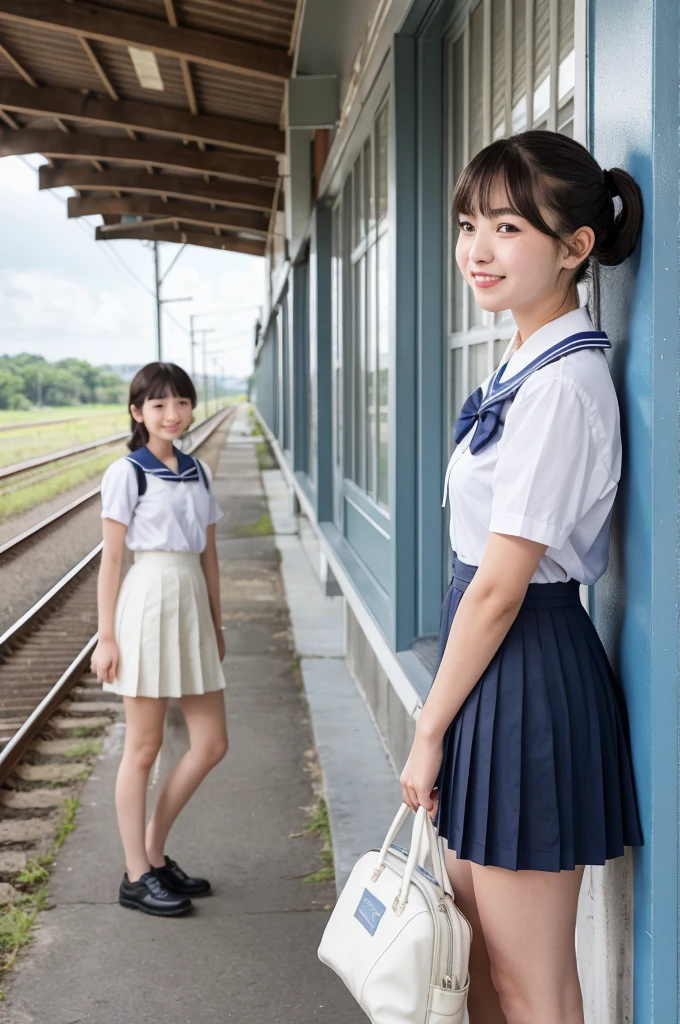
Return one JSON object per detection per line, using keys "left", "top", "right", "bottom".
{"left": 126, "top": 445, "right": 202, "bottom": 482}
{"left": 455, "top": 329, "right": 611, "bottom": 455}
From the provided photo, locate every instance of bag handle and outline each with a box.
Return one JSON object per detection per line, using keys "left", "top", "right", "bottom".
{"left": 372, "top": 803, "right": 452, "bottom": 913}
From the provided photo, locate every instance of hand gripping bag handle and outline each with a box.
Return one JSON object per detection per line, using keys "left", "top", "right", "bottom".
{"left": 372, "top": 804, "right": 452, "bottom": 912}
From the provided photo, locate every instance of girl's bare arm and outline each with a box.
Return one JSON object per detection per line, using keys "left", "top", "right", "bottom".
{"left": 91, "top": 519, "right": 127, "bottom": 683}
{"left": 201, "top": 525, "right": 225, "bottom": 658}
{"left": 401, "top": 532, "right": 547, "bottom": 812}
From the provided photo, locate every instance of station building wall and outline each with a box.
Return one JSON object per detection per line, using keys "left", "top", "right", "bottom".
{"left": 253, "top": 0, "right": 680, "bottom": 1020}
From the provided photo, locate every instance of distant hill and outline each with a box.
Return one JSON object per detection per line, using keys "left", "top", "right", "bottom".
{"left": 98, "top": 365, "right": 247, "bottom": 395}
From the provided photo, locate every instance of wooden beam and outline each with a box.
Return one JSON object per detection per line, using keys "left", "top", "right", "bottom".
{"left": 0, "top": 0, "right": 292, "bottom": 81}
{"left": 0, "top": 129, "right": 279, "bottom": 181}
{"left": 95, "top": 225, "right": 266, "bottom": 257}
{"left": 40, "top": 165, "right": 277, "bottom": 212}
{"left": 78, "top": 37, "right": 118, "bottom": 101}
{"left": 68, "top": 195, "right": 269, "bottom": 236}
{"left": 0, "top": 79, "right": 285, "bottom": 154}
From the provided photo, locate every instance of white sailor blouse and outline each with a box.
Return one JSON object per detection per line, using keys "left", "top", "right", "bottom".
{"left": 101, "top": 445, "right": 224, "bottom": 553}
{"left": 443, "top": 307, "right": 621, "bottom": 585}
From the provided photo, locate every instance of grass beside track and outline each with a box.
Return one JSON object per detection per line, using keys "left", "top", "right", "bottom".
{"left": 0, "top": 408, "right": 129, "bottom": 468}
{"left": 0, "top": 400, "right": 237, "bottom": 522}
{"left": 0, "top": 446, "right": 126, "bottom": 521}
{"left": 0, "top": 405, "right": 127, "bottom": 428}
{"left": 0, "top": 798, "right": 81, "bottom": 972}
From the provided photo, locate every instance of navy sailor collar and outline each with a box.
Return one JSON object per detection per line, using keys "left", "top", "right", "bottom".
{"left": 127, "top": 445, "right": 200, "bottom": 482}
{"left": 454, "top": 313, "right": 611, "bottom": 456}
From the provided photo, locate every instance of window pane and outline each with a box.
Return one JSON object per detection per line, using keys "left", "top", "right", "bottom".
{"left": 366, "top": 245, "right": 376, "bottom": 497}
{"left": 451, "top": 35, "right": 466, "bottom": 333}
{"left": 512, "top": 0, "right": 527, "bottom": 132}
{"left": 533, "top": 0, "right": 551, "bottom": 123}
{"left": 559, "top": 0, "right": 575, "bottom": 62}
{"left": 491, "top": 0, "right": 506, "bottom": 138}
{"left": 450, "top": 346, "right": 465, "bottom": 451}
{"left": 469, "top": 341, "right": 488, "bottom": 390}
{"left": 364, "top": 138, "right": 374, "bottom": 236}
{"left": 469, "top": 3, "right": 485, "bottom": 158}
{"left": 377, "top": 231, "right": 389, "bottom": 506}
{"left": 342, "top": 179, "right": 353, "bottom": 479}
{"left": 353, "top": 157, "right": 364, "bottom": 247}
{"left": 494, "top": 337, "right": 507, "bottom": 368}
{"left": 558, "top": 0, "right": 575, "bottom": 100}
{"left": 558, "top": 97, "right": 574, "bottom": 135}
{"left": 377, "top": 103, "right": 389, "bottom": 222}
{"left": 354, "top": 259, "right": 366, "bottom": 487}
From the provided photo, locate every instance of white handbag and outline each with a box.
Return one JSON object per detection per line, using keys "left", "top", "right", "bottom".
{"left": 318, "top": 803, "right": 472, "bottom": 1024}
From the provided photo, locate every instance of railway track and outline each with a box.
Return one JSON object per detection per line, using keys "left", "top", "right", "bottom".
{"left": 0, "top": 405, "right": 236, "bottom": 786}
{"left": 0, "top": 405, "right": 232, "bottom": 561}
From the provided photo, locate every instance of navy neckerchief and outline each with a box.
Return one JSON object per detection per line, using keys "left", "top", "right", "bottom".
{"left": 126, "top": 445, "right": 201, "bottom": 483}
{"left": 455, "top": 329, "right": 611, "bottom": 455}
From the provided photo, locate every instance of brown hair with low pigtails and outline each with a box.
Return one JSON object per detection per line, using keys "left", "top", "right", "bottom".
{"left": 453, "top": 130, "right": 643, "bottom": 283}
{"left": 127, "top": 362, "right": 197, "bottom": 452}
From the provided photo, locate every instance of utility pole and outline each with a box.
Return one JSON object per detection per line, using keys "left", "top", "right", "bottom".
{"left": 198, "top": 328, "right": 215, "bottom": 419}
{"left": 154, "top": 242, "right": 162, "bottom": 360}
{"left": 151, "top": 241, "right": 191, "bottom": 363}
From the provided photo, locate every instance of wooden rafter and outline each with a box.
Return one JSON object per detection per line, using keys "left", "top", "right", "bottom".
{"left": 0, "top": 34, "right": 69, "bottom": 134}
{"left": 0, "top": 0, "right": 292, "bottom": 81}
{"left": 94, "top": 225, "right": 266, "bottom": 257}
{"left": 78, "top": 36, "right": 117, "bottom": 101}
{"left": 40, "top": 165, "right": 278, "bottom": 212}
{"left": 0, "top": 130, "right": 279, "bottom": 182}
{"left": 0, "top": 78, "right": 285, "bottom": 154}
{"left": 68, "top": 195, "right": 269, "bottom": 236}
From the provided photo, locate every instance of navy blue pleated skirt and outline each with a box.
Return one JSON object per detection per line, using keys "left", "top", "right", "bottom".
{"left": 434, "top": 558, "right": 643, "bottom": 872}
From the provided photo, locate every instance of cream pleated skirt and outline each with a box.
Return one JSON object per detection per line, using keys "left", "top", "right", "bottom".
{"left": 104, "top": 551, "right": 226, "bottom": 699}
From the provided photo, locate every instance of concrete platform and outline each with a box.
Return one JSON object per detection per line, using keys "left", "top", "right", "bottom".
{"left": 262, "top": 471, "right": 402, "bottom": 892}
{"left": 4, "top": 408, "right": 364, "bottom": 1024}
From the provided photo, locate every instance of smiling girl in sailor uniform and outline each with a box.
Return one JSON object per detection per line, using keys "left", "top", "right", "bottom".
{"left": 91, "top": 362, "right": 227, "bottom": 917}
{"left": 400, "top": 132, "right": 643, "bottom": 1023}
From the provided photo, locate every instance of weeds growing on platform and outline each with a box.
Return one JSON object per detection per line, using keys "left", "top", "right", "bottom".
{"left": 0, "top": 798, "right": 80, "bottom": 971}
{"left": 255, "top": 441, "right": 277, "bottom": 471}
{"left": 302, "top": 800, "right": 335, "bottom": 884}
{"left": 233, "top": 512, "right": 273, "bottom": 537}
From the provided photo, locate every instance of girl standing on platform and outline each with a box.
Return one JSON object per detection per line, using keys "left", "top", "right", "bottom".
{"left": 400, "top": 131, "right": 643, "bottom": 1023}
{"left": 91, "top": 362, "right": 227, "bottom": 917}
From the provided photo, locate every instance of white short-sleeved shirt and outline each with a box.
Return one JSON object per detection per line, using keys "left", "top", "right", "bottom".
{"left": 443, "top": 307, "right": 621, "bottom": 584}
{"left": 101, "top": 446, "right": 224, "bottom": 553}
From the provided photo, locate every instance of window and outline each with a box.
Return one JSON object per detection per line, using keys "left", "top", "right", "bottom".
{"left": 334, "top": 100, "right": 390, "bottom": 507}
{"left": 446, "top": 0, "right": 582, "bottom": 450}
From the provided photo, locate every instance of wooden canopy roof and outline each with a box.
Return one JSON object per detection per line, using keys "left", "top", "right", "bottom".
{"left": 0, "top": 0, "right": 299, "bottom": 256}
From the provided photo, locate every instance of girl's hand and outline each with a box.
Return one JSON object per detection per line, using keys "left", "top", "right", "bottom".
{"left": 400, "top": 731, "right": 443, "bottom": 816}
{"left": 90, "top": 639, "right": 119, "bottom": 684}
{"left": 215, "top": 625, "right": 226, "bottom": 662}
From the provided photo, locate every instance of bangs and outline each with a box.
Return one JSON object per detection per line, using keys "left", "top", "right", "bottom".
{"left": 453, "top": 138, "right": 559, "bottom": 239}
{"left": 131, "top": 362, "right": 197, "bottom": 407}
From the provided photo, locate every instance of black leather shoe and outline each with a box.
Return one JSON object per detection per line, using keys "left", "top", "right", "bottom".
{"left": 151, "top": 856, "right": 211, "bottom": 897}
{"left": 119, "top": 871, "right": 193, "bottom": 916}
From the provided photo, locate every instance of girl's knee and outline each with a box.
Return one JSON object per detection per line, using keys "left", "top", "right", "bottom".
{"left": 195, "top": 735, "right": 228, "bottom": 769}
{"left": 490, "top": 962, "right": 582, "bottom": 1024}
{"left": 125, "top": 737, "right": 163, "bottom": 772}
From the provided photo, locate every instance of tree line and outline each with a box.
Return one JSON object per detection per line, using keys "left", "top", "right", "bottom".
{"left": 0, "top": 354, "right": 127, "bottom": 409}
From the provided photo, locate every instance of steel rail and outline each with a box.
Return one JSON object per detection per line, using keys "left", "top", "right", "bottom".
{"left": 0, "top": 431, "right": 129, "bottom": 481}
{"left": 0, "top": 404, "right": 236, "bottom": 784}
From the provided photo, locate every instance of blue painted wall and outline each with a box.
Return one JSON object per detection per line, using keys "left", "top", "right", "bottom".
{"left": 589, "top": 0, "right": 680, "bottom": 1020}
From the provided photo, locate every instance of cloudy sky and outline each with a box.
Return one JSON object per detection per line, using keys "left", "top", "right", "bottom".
{"left": 0, "top": 154, "right": 265, "bottom": 379}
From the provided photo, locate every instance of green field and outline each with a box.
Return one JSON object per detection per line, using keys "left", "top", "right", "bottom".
{"left": 0, "top": 409, "right": 130, "bottom": 468}
{"left": 0, "top": 404, "right": 128, "bottom": 427}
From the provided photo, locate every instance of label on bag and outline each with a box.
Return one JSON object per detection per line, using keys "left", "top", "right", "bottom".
{"left": 354, "top": 889, "right": 386, "bottom": 936}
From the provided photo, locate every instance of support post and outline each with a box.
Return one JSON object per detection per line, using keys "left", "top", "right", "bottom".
{"left": 154, "top": 240, "right": 162, "bottom": 360}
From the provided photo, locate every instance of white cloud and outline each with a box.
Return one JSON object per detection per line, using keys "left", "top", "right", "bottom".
{"left": 0, "top": 155, "right": 265, "bottom": 379}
